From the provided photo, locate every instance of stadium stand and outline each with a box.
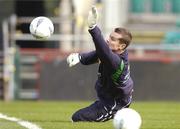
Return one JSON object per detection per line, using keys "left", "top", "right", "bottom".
{"left": 1, "top": 0, "right": 180, "bottom": 100}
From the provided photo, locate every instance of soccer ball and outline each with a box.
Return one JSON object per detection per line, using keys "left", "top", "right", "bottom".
{"left": 29, "top": 16, "right": 54, "bottom": 39}
{"left": 113, "top": 108, "right": 142, "bottom": 129}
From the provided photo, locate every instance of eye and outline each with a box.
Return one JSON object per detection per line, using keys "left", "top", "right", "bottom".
{"left": 110, "top": 36, "right": 117, "bottom": 41}
{"left": 112, "top": 37, "right": 116, "bottom": 41}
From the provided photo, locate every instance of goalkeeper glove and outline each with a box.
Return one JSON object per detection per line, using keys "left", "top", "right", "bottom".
{"left": 67, "top": 53, "right": 80, "bottom": 67}
{"left": 87, "top": 6, "right": 98, "bottom": 29}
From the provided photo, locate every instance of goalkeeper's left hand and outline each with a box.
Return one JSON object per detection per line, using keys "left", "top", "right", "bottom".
{"left": 87, "top": 6, "right": 98, "bottom": 29}
{"left": 67, "top": 53, "right": 80, "bottom": 67}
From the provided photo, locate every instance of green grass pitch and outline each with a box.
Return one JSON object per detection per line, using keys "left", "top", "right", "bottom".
{"left": 0, "top": 101, "right": 180, "bottom": 129}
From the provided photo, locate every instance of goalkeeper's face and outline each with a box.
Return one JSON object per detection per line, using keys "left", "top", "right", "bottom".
{"left": 107, "top": 32, "right": 126, "bottom": 53}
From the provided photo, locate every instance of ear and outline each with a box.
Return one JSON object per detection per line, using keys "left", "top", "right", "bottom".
{"left": 119, "top": 43, "right": 126, "bottom": 50}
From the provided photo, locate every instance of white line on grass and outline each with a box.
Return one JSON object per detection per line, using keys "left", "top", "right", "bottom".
{"left": 0, "top": 113, "right": 42, "bottom": 129}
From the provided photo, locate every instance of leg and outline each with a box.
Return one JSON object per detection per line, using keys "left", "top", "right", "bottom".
{"left": 72, "top": 96, "right": 132, "bottom": 122}
{"left": 72, "top": 101, "right": 111, "bottom": 122}
{"left": 110, "top": 96, "right": 132, "bottom": 118}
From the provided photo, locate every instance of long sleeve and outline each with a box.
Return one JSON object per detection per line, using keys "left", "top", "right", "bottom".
{"left": 79, "top": 51, "right": 98, "bottom": 65}
{"left": 88, "top": 26, "right": 120, "bottom": 69}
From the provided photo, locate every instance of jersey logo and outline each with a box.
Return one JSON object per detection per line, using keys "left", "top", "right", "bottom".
{"left": 111, "top": 60, "right": 125, "bottom": 84}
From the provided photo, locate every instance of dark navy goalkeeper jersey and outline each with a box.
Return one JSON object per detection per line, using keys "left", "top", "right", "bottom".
{"left": 79, "top": 26, "right": 133, "bottom": 107}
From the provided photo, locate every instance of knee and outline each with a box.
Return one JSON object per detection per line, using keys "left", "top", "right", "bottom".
{"left": 71, "top": 109, "right": 91, "bottom": 122}
{"left": 71, "top": 112, "right": 80, "bottom": 122}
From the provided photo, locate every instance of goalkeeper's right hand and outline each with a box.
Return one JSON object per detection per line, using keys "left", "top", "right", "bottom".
{"left": 67, "top": 53, "right": 80, "bottom": 67}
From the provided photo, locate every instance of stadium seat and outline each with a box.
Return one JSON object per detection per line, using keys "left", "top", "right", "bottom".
{"left": 172, "top": 0, "right": 180, "bottom": 14}
{"left": 130, "top": 0, "right": 146, "bottom": 13}
{"left": 151, "top": 0, "right": 167, "bottom": 13}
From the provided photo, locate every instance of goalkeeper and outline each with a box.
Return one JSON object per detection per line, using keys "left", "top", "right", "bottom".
{"left": 67, "top": 6, "right": 134, "bottom": 122}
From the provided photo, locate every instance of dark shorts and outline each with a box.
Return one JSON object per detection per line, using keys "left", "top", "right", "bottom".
{"left": 71, "top": 97, "right": 132, "bottom": 122}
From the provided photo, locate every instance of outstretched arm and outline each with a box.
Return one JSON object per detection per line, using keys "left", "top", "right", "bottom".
{"left": 87, "top": 7, "right": 120, "bottom": 69}
{"left": 80, "top": 51, "right": 98, "bottom": 65}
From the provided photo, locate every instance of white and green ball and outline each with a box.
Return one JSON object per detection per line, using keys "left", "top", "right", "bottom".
{"left": 29, "top": 16, "right": 54, "bottom": 39}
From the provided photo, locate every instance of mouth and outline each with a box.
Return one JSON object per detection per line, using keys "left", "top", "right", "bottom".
{"left": 112, "top": 49, "right": 117, "bottom": 52}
